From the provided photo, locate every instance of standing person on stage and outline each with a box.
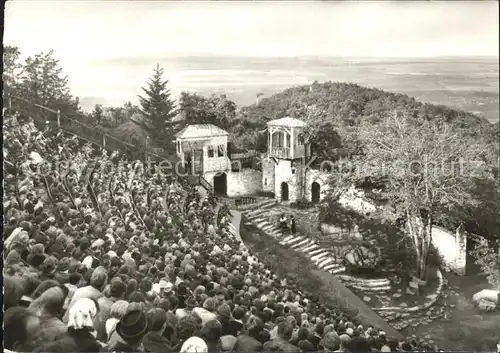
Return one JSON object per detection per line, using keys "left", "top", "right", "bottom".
{"left": 279, "top": 214, "right": 288, "bottom": 232}
{"left": 290, "top": 215, "right": 296, "bottom": 235}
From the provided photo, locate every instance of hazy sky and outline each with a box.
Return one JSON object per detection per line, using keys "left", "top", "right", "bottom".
{"left": 4, "top": 1, "right": 499, "bottom": 111}
{"left": 5, "top": 1, "right": 499, "bottom": 60}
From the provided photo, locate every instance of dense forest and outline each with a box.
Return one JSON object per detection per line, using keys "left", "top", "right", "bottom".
{"left": 232, "top": 81, "right": 497, "bottom": 152}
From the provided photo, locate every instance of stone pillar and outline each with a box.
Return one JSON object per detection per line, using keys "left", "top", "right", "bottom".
{"left": 454, "top": 224, "right": 467, "bottom": 275}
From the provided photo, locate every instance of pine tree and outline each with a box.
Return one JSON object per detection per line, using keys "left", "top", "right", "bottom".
{"left": 136, "top": 64, "right": 177, "bottom": 146}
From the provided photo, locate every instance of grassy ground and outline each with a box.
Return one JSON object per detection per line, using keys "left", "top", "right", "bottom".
{"left": 402, "top": 273, "right": 500, "bottom": 351}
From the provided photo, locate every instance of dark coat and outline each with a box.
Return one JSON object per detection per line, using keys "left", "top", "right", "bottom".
{"left": 234, "top": 334, "right": 263, "bottom": 353}
{"left": 263, "top": 338, "right": 301, "bottom": 353}
{"left": 142, "top": 332, "right": 173, "bottom": 353}
{"left": 67, "top": 328, "right": 102, "bottom": 353}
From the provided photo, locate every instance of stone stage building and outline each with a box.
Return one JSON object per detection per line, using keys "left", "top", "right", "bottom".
{"left": 175, "top": 117, "right": 330, "bottom": 203}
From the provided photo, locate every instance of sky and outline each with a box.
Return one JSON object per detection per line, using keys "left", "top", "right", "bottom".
{"left": 5, "top": 1, "right": 499, "bottom": 59}
{"left": 4, "top": 1, "right": 499, "bottom": 111}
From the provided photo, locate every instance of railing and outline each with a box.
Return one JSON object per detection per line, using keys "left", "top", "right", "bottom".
{"left": 234, "top": 196, "right": 257, "bottom": 207}
{"left": 199, "top": 175, "right": 213, "bottom": 193}
{"left": 7, "top": 94, "right": 181, "bottom": 178}
{"left": 269, "top": 146, "right": 290, "bottom": 159}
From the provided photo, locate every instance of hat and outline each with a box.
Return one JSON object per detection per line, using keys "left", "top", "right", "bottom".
{"left": 217, "top": 304, "right": 231, "bottom": 318}
{"left": 116, "top": 310, "right": 149, "bottom": 341}
{"left": 346, "top": 327, "right": 354, "bottom": 336}
{"left": 186, "top": 296, "right": 198, "bottom": 309}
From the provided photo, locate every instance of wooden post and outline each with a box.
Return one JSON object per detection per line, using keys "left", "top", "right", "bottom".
{"left": 145, "top": 136, "right": 149, "bottom": 162}
{"left": 57, "top": 110, "right": 61, "bottom": 130}
{"left": 102, "top": 134, "right": 106, "bottom": 150}
{"left": 9, "top": 96, "right": 12, "bottom": 113}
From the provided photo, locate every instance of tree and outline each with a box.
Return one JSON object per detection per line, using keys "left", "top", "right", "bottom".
{"left": 136, "top": 64, "right": 177, "bottom": 146}
{"left": 16, "top": 50, "right": 81, "bottom": 117}
{"left": 92, "top": 104, "right": 104, "bottom": 125}
{"left": 3, "top": 45, "right": 22, "bottom": 95}
{"left": 178, "top": 92, "right": 237, "bottom": 130}
{"left": 179, "top": 92, "right": 216, "bottom": 125}
{"left": 472, "top": 237, "right": 500, "bottom": 290}
{"left": 341, "top": 111, "right": 492, "bottom": 281}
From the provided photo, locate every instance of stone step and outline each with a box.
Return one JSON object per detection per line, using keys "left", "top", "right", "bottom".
{"left": 281, "top": 235, "right": 295, "bottom": 243}
{"left": 261, "top": 200, "right": 278, "bottom": 209}
{"left": 261, "top": 224, "right": 276, "bottom": 232}
{"left": 285, "top": 236, "right": 307, "bottom": 246}
{"left": 349, "top": 284, "right": 391, "bottom": 292}
{"left": 246, "top": 213, "right": 267, "bottom": 221}
{"left": 295, "top": 242, "right": 318, "bottom": 252}
{"left": 312, "top": 254, "right": 330, "bottom": 265}
{"left": 302, "top": 244, "right": 319, "bottom": 253}
{"left": 308, "top": 248, "right": 326, "bottom": 257}
{"left": 329, "top": 266, "right": 346, "bottom": 275}
{"left": 311, "top": 251, "right": 330, "bottom": 262}
{"left": 318, "top": 257, "right": 335, "bottom": 268}
{"left": 323, "top": 263, "right": 341, "bottom": 271}
{"left": 255, "top": 221, "right": 269, "bottom": 228}
{"left": 290, "top": 239, "right": 313, "bottom": 249}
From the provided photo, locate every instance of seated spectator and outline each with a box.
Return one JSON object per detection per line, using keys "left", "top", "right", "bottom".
{"left": 179, "top": 336, "right": 208, "bottom": 353}
{"left": 4, "top": 307, "right": 42, "bottom": 352}
{"left": 143, "top": 308, "right": 174, "bottom": 353}
{"left": 263, "top": 320, "right": 300, "bottom": 353}
{"left": 234, "top": 315, "right": 264, "bottom": 353}
{"left": 32, "top": 336, "right": 80, "bottom": 353}
{"left": 28, "top": 286, "right": 68, "bottom": 341}
{"left": 66, "top": 298, "right": 102, "bottom": 353}
{"left": 106, "top": 300, "right": 129, "bottom": 341}
{"left": 108, "top": 309, "right": 149, "bottom": 352}
{"left": 200, "top": 319, "right": 223, "bottom": 353}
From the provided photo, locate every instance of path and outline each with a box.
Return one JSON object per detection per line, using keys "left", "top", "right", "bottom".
{"left": 228, "top": 209, "right": 242, "bottom": 242}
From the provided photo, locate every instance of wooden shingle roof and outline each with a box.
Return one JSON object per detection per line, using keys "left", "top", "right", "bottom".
{"left": 267, "top": 117, "right": 307, "bottom": 127}
{"left": 176, "top": 124, "right": 229, "bottom": 139}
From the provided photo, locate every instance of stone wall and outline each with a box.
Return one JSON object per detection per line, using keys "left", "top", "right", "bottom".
{"left": 261, "top": 157, "right": 276, "bottom": 193}
{"left": 227, "top": 169, "right": 263, "bottom": 197}
{"left": 203, "top": 135, "right": 230, "bottom": 173}
{"left": 274, "top": 159, "right": 300, "bottom": 202}
{"left": 304, "top": 169, "right": 331, "bottom": 202}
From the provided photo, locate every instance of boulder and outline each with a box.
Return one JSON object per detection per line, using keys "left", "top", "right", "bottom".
{"left": 472, "top": 289, "right": 500, "bottom": 305}
{"left": 477, "top": 299, "right": 497, "bottom": 312}
{"left": 343, "top": 245, "right": 382, "bottom": 268}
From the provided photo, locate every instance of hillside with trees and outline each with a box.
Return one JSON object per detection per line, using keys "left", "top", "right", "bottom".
{"left": 233, "top": 81, "right": 497, "bottom": 152}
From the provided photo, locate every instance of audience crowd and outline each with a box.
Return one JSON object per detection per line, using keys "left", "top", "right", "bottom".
{"left": 4, "top": 113, "right": 441, "bottom": 353}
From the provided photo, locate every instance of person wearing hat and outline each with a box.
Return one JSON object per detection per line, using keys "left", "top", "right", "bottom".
{"left": 108, "top": 309, "right": 149, "bottom": 352}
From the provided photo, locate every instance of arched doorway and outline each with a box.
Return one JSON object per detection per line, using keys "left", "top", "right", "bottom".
{"left": 213, "top": 173, "right": 227, "bottom": 196}
{"left": 311, "top": 182, "right": 321, "bottom": 203}
{"left": 281, "top": 182, "right": 289, "bottom": 201}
